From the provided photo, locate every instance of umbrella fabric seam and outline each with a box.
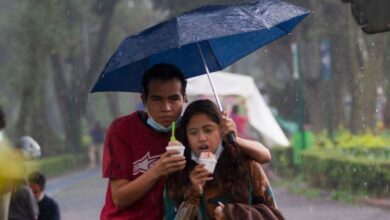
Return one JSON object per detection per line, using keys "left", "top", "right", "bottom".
{"left": 175, "top": 17, "right": 183, "bottom": 47}
{"left": 205, "top": 41, "right": 222, "bottom": 70}
{"left": 238, "top": 5, "right": 270, "bottom": 29}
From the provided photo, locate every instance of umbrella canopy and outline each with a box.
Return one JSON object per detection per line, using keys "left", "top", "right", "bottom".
{"left": 91, "top": 0, "right": 309, "bottom": 93}
{"left": 187, "top": 72, "right": 289, "bottom": 147}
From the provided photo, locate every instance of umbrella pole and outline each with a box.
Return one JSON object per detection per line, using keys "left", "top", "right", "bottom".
{"left": 196, "top": 43, "right": 223, "bottom": 111}
{"left": 197, "top": 43, "right": 236, "bottom": 144}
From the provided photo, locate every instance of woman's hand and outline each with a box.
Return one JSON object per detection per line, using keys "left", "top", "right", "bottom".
{"left": 220, "top": 111, "right": 237, "bottom": 143}
{"left": 214, "top": 202, "right": 225, "bottom": 220}
{"left": 189, "top": 164, "right": 212, "bottom": 193}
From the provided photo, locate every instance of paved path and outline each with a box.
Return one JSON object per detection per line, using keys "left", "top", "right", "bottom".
{"left": 275, "top": 188, "right": 389, "bottom": 220}
{"left": 47, "top": 168, "right": 105, "bottom": 220}
{"left": 47, "top": 168, "right": 390, "bottom": 220}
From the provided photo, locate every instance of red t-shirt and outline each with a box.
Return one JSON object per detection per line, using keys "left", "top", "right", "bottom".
{"left": 100, "top": 112, "right": 170, "bottom": 220}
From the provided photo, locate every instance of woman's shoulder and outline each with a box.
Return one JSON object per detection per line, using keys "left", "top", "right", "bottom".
{"left": 242, "top": 159, "right": 267, "bottom": 180}
{"left": 239, "top": 154, "right": 258, "bottom": 167}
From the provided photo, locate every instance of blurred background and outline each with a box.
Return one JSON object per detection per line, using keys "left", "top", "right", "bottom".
{"left": 0, "top": 0, "right": 389, "bottom": 217}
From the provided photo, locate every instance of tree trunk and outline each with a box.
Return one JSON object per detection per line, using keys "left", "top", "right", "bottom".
{"left": 78, "top": 0, "right": 120, "bottom": 116}
{"left": 106, "top": 93, "right": 121, "bottom": 119}
{"left": 15, "top": 1, "right": 58, "bottom": 154}
{"left": 347, "top": 13, "right": 364, "bottom": 134}
{"left": 50, "top": 53, "right": 80, "bottom": 153}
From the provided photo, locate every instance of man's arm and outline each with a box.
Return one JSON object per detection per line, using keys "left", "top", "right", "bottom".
{"left": 110, "top": 150, "right": 186, "bottom": 209}
{"left": 235, "top": 137, "right": 271, "bottom": 164}
{"left": 221, "top": 113, "right": 271, "bottom": 164}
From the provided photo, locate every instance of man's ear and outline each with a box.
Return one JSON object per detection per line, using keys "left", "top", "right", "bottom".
{"left": 184, "top": 94, "right": 188, "bottom": 103}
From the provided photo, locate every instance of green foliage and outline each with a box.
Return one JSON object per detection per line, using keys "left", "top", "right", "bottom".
{"left": 81, "top": 134, "right": 92, "bottom": 149}
{"left": 301, "top": 150, "right": 390, "bottom": 197}
{"left": 272, "top": 131, "right": 390, "bottom": 198}
{"left": 313, "top": 130, "right": 390, "bottom": 160}
{"left": 334, "top": 130, "right": 390, "bottom": 149}
{"left": 26, "top": 154, "right": 88, "bottom": 178}
{"left": 270, "top": 147, "right": 296, "bottom": 177}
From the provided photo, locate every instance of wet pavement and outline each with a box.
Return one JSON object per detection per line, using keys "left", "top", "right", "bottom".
{"left": 47, "top": 168, "right": 105, "bottom": 220}
{"left": 275, "top": 188, "right": 390, "bottom": 220}
{"left": 48, "top": 168, "right": 390, "bottom": 220}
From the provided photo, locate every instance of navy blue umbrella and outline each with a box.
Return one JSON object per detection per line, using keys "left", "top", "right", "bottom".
{"left": 91, "top": 0, "right": 309, "bottom": 110}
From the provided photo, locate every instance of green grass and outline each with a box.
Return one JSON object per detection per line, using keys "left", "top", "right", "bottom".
{"left": 274, "top": 175, "right": 366, "bottom": 204}
{"left": 25, "top": 153, "right": 88, "bottom": 177}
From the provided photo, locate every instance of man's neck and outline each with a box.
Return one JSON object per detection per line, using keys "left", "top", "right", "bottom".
{"left": 38, "top": 192, "right": 45, "bottom": 202}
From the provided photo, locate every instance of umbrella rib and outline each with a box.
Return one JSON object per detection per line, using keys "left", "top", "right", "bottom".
{"left": 205, "top": 40, "right": 222, "bottom": 70}
{"left": 238, "top": 5, "right": 289, "bottom": 34}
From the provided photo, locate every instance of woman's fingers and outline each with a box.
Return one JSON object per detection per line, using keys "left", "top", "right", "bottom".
{"left": 190, "top": 165, "right": 213, "bottom": 186}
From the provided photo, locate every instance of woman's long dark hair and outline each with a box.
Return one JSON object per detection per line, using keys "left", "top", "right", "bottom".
{"left": 166, "top": 99, "right": 250, "bottom": 205}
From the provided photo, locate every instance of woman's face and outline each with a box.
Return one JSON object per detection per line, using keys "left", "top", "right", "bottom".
{"left": 186, "top": 113, "right": 221, "bottom": 157}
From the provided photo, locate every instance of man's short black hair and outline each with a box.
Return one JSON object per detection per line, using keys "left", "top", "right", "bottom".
{"left": 141, "top": 63, "right": 187, "bottom": 98}
{"left": 28, "top": 171, "right": 46, "bottom": 190}
{"left": 0, "top": 105, "right": 5, "bottom": 130}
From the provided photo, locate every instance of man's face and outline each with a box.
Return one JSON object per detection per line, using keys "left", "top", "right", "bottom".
{"left": 29, "top": 182, "right": 43, "bottom": 199}
{"left": 141, "top": 79, "right": 185, "bottom": 128}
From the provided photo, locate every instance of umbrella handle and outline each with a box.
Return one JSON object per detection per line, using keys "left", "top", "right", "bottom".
{"left": 227, "top": 132, "right": 236, "bottom": 144}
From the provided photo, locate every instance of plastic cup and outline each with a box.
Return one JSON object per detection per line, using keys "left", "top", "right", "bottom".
{"left": 198, "top": 158, "right": 217, "bottom": 174}
{"left": 166, "top": 145, "right": 185, "bottom": 156}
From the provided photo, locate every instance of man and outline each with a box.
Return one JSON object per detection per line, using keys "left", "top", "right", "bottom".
{"left": 88, "top": 122, "right": 105, "bottom": 168}
{"left": 28, "top": 172, "right": 60, "bottom": 220}
{"left": 100, "top": 63, "right": 271, "bottom": 219}
{"left": 100, "top": 63, "right": 187, "bottom": 220}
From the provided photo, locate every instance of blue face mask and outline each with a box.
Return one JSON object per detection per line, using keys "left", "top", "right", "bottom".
{"left": 147, "top": 116, "right": 171, "bottom": 132}
{"left": 147, "top": 116, "right": 182, "bottom": 133}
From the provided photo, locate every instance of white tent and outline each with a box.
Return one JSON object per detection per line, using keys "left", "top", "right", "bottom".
{"left": 186, "top": 72, "right": 289, "bottom": 147}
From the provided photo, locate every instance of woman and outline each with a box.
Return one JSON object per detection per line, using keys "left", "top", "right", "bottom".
{"left": 165, "top": 99, "right": 284, "bottom": 220}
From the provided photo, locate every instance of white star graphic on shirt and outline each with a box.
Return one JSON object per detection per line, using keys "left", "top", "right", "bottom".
{"left": 132, "top": 152, "right": 160, "bottom": 175}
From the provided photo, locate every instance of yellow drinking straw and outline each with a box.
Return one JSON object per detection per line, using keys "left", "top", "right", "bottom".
{"left": 170, "top": 121, "right": 176, "bottom": 141}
